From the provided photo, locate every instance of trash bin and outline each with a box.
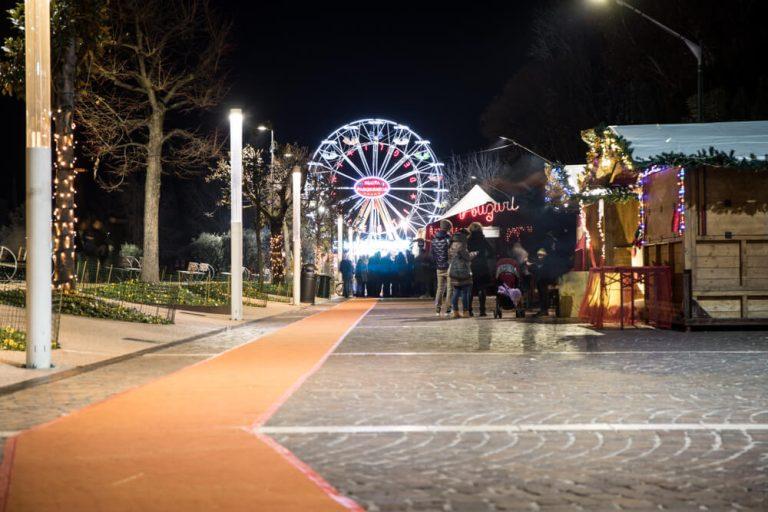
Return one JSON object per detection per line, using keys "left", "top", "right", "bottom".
{"left": 300, "top": 264, "right": 317, "bottom": 304}
{"left": 316, "top": 274, "right": 330, "bottom": 298}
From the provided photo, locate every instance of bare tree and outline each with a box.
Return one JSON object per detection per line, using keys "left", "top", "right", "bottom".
{"left": 443, "top": 151, "right": 504, "bottom": 204}
{"left": 208, "top": 143, "right": 309, "bottom": 284}
{"left": 77, "top": 0, "right": 228, "bottom": 282}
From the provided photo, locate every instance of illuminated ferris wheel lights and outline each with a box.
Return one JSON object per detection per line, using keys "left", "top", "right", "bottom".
{"left": 309, "top": 118, "right": 445, "bottom": 240}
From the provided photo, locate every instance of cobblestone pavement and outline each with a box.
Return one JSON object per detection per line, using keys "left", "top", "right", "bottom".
{"left": 0, "top": 303, "right": 334, "bottom": 463}
{"left": 265, "top": 300, "right": 768, "bottom": 511}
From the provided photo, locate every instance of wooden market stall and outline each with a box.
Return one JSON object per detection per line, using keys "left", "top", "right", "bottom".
{"left": 575, "top": 121, "right": 768, "bottom": 327}
{"left": 627, "top": 121, "right": 768, "bottom": 326}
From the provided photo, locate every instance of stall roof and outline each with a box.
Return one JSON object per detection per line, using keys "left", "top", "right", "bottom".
{"left": 439, "top": 184, "right": 495, "bottom": 220}
{"left": 609, "top": 121, "right": 768, "bottom": 161}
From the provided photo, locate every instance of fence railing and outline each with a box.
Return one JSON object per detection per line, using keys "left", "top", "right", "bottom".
{"left": 0, "top": 280, "right": 62, "bottom": 350}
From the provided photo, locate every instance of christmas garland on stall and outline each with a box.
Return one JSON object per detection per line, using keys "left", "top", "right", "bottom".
{"left": 636, "top": 147, "right": 768, "bottom": 170}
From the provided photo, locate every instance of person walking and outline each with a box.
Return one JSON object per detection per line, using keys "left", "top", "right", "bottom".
{"left": 414, "top": 240, "right": 431, "bottom": 298}
{"left": 339, "top": 252, "right": 354, "bottom": 298}
{"left": 368, "top": 252, "right": 381, "bottom": 298}
{"left": 394, "top": 251, "right": 407, "bottom": 297}
{"left": 355, "top": 255, "right": 368, "bottom": 297}
{"left": 448, "top": 229, "right": 473, "bottom": 318}
{"left": 467, "top": 222, "right": 493, "bottom": 317}
{"left": 531, "top": 248, "right": 555, "bottom": 316}
{"left": 430, "top": 219, "right": 453, "bottom": 316}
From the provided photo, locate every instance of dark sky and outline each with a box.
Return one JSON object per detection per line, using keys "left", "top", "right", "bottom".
{"left": 0, "top": 1, "right": 546, "bottom": 215}
{"left": 221, "top": 2, "right": 544, "bottom": 157}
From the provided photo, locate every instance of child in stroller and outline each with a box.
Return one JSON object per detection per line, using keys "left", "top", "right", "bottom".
{"left": 494, "top": 258, "right": 525, "bottom": 318}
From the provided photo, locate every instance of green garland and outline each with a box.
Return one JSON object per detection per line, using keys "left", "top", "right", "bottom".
{"left": 636, "top": 147, "right": 768, "bottom": 170}
{"left": 570, "top": 186, "right": 638, "bottom": 205}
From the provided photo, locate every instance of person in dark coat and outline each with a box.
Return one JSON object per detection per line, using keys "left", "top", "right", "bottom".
{"left": 368, "top": 252, "right": 381, "bottom": 298}
{"left": 404, "top": 249, "right": 415, "bottom": 296}
{"left": 381, "top": 252, "right": 394, "bottom": 298}
{"left": 413, "top": 240, "right": 431, "bottom": 298}
{"left": 339, "top": 253, "right": 354, "bottom": 298}
{"left": 531, "top": 248, "right": 556, "bottom": 316}
{"left": 448, "top": 229, "right": 473, "bottom": 318}
{"left": 467, "top": 222, "right": 494, "bottom": 316}
{"left": 355, "top": 256, "right": 368, "bottom": 297}
{"left": 430, "top": 219, "right": 453, "bottom": 315}
{"left": 394, "top": 251, "right": 407, "bottom": 296}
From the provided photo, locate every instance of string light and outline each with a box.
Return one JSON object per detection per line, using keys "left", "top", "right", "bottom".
{"left": 597, "top": 198, "right": 606, "bottom": 264}
{"left": 269, "top": 234, "right": 285, "bottom": 282}
{"left": 52, "top": 118, "right": 78, "bottom": 291}
{"left": 504, "top": 225, "right": 533, "bottom": 243}
{"left": 634, "top": 165, "right": 686, "bottom": 246}
{"left": 676, "top": 167, "right": 686, "bottom": 235}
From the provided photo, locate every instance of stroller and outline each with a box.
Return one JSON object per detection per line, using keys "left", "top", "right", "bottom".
{"left": 493, "top": 258, "right": 526, "bottom": 319}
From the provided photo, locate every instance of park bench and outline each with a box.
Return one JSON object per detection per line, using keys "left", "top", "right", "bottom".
{"left": 177, "top": 262, "right": 215, "bottom": 282}
{"left": 117, "top": 255, "right": 142, "bottom": 278}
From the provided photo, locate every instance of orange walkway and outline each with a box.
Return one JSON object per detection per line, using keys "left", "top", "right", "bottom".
{"left": 1, "top": 299, "right": 375, "bottom": 512}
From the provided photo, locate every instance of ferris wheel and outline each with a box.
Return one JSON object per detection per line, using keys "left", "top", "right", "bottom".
{"left": 308, "top": 118, "right": 447, "bottom": 240}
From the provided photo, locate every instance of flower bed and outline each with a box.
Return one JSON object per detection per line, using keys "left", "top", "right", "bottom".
{"left": 1, "top": 325, "right": 59, "bottom": 351}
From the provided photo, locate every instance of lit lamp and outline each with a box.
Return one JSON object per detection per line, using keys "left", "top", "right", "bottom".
{"left": 25, "top": 0, "right": 52, "bottom": 369}
{"left": 336, "top": 214, "right": 344, "bottom": 291}
{"left": 257, "top": 124, "right": 276, "bottom": 166}
{"left": 292, "top": 165, "right": 301, "bottom": 305}
{"left": 588, "top": 0, "right": 703, "bottom": 122}
{"left": 229, "top": 108, "right": 243, "bottom": 321}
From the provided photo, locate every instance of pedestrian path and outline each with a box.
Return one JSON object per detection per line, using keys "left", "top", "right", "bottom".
{"left": 0, "top": 299, "right": 374, "bottom": 512}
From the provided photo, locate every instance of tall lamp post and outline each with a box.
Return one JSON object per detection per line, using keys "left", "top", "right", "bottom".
{"left": 590, "top": 0, "right": 703, "bottom": 122}
{"left": 292, "top": 165, "right": 302, "bottom": 305}
{"left": 229, "top": 109, "right": 243, "bottom": 321}
{"left": 25, "top": 0, "right": 52, "bottom": 369}
{"left": 336, "top": 214, "right": 344, "bottom": 291}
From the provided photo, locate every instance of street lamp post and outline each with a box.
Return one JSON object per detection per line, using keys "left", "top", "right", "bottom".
{"left": 291, "top": 165, "right": 301, "bottom": 306}
{"left": 591, "top": 0, "right": 703, "bottom": 122}
{"left": 257, "top": 124, "right": 276, "bottom": 180}
{"left": 25, "top": 0, "right": 52, "bottom": 369}
{"left": 229, "top": 109, "right": 243, "bottom": 321}
{"left": 336, "top": 214, "right": 344, "bottom": 291}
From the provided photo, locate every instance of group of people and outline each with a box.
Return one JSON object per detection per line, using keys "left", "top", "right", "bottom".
{"left": 339, "top": 250, "right": 432, "bottom": 299}
{"left": 338, "top": 218, "right": 562, "bottom": 318}
{"left": 431, "top": 219, "right": 562, "bottom": 318}
{"left": 431, "top": 220, "right": 494, "bottom": 318}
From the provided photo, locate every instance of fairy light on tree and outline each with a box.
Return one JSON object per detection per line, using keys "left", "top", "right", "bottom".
{"left": 1, "top": 1, "right": 107, "bottom": 290}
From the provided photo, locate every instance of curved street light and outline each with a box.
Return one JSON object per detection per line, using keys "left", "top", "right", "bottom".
{"left": 589, "top": 0, "right": 703, "bottom": 122}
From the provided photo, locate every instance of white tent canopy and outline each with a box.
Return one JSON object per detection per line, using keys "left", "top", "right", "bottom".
{"left": 439, "top": 184, "right": 495, "bottom": 220}
{"left": 609, "top": 120, "right": 768, "bottom": 161}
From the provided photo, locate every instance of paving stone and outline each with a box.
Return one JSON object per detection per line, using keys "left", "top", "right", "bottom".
{"left": 268, "top": 300, "right": 768, "bottom": 511}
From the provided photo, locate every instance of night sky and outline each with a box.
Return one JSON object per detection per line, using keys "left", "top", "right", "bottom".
{"left": 0, "top": 1, "right": 546, "bottom": 216}
{"left": 1, "top": 1, "right": 765, "bottom": 250}
{"left": 220, "top": 2, "right": 543, "bottom": 156}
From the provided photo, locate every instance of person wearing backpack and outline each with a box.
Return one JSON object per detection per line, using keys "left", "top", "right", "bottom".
{"left": 448, "top": 229, "right": 474, "bottom": 318}
{"left": 430, "top": 219, "right": 453, "bottom": 316}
